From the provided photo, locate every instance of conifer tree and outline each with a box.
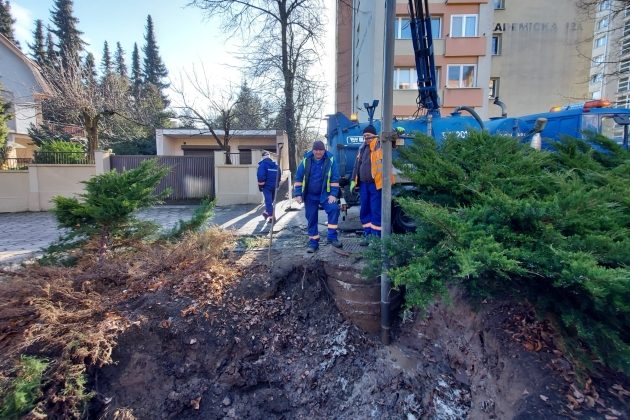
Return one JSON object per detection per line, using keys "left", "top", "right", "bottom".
{"left": 114, "top": 41, "right": 127, "bottom": 78}
{"left": 141, "top": 15, "right": 169, "bottom": 98}
{"left": 50, "top": 0, "right": 85, "bottom": 68}
{"left": 0, "top": 0, "right": 18, "bottom": 46}
{"left": 100, "top": 40, "right": 113, "bottom": 77}
{"left": 83, "top": 52, "right": 97, "bottom": 86}
{"left": 29, "top": 19, "right": 47, "bottom": 66}
{"left": 130, "top": 42, "right": 142, "bottom": 99}
{"left": 45, "top": 29, "right": 56, "bottom": 65}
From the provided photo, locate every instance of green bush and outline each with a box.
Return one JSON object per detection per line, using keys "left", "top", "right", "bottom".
{"left": 51, "top": 159, "right": 170, "bottom": 264}
{"left": 0, "top": 356, "right": 48, "bottom": 419}
{"left": 35, "top": 140, "right": 86, "bottom": 164}
{"left": 386, "top": 131, "right": 629, "bottom": 374}
{"left": 162, "top": 198, "right": 215, "bottom": 241}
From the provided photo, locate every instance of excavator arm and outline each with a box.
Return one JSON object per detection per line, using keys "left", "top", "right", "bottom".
{"left": 408, "top": 0, "right": 440, "bottom": 117}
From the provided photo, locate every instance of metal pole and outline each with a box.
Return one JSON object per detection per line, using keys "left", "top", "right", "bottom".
{"left": 268, "top": 145, "right": 284, "bottom": 267}
{"left": 380, "top": 0, "right": 396, "bottom": 345}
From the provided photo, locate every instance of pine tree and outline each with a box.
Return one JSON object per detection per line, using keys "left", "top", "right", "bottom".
{"left": 50, "top": 0, "right": 85, "bottom": 68}
{"left": 100, "top": 40, "right": 112, "bottom": 77}
{"left": 130, "top": 42, "right": 142, "bottom": 99}
{"left": 232, "top": 81, "right": 271, "bottom": 129}
{"left": 0, "top": 0, "right": 19, "bottom": 46}
{"left": 114, "top": 41, "right": 127, "bottom": 78}
{"left": 45, "top": 29, "right": 56, "bottom": 65}
{"left": 83, "top": 52, "right": 97, "bottom": 86}
{"left": 141, "top": 15, "right": 169, "bottom": 98}
{"left": 29, "top": 19, "right": 47, "bottom": 66}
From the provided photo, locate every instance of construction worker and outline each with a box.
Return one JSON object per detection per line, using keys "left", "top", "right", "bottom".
{"left": 350, "top": 125, "right": 395, "bottom": 245}
{"left": 257, "top": 150, "right": 279, "bottom": 222}
{"left": 293, "top": 140, "right": 342, "bottom": 253}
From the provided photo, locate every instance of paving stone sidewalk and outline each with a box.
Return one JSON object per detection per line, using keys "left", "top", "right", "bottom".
{"left": 0, "top": 200, "right": 362, "bottom": 266}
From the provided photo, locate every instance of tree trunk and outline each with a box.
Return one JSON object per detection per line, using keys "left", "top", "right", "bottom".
{"left": 83, "top": 112, "right": 99, "bottom": 157}
{"left": 279, "top": 5, "right": 298, "bottom": 174}
{"left": 224, "top": 143, "right": 232, "bottom": 164}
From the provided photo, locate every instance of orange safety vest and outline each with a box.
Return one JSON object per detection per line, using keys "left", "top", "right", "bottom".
{"left": 354, "top": 137, "right": 395, "bottom": 190}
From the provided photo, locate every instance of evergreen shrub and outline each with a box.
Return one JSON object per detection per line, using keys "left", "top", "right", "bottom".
{"left": 388, "top": 131, "right": 629, "bottom": 374}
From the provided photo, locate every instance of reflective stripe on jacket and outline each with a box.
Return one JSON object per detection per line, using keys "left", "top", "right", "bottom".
{"left": 293, "top": 150, "right": 340, "bottom": 203}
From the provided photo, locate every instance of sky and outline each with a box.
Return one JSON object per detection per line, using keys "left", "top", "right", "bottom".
{"left": 10, "top": 0, "right": 336, "bottom": 132}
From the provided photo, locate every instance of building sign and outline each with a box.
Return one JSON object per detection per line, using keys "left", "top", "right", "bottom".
{"left": 494, "top": 22, "right": 583, "bottom": 32}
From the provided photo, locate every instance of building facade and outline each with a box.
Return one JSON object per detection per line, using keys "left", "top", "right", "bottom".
{"left": 588, "top": 1, "right": 630, "bottom": 112}
{"left": 0, "top": 34, "right": 50, "bottom": 159}
{"left": 336, "top": 0, "right": 595, "bottom": 121}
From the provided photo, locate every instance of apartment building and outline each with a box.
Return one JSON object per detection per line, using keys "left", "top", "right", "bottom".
{"left": 589, "top": 0, "right": 630, "bottom": 111}
{"left": 336, "top": 0, "right": 594, "bottom": 121}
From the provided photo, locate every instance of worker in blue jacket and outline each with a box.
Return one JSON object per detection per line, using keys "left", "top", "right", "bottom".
{"left": 293, "top": 140, "right": 342, "bottom": 252}
{"left": 257, "top": 150, "right": 279, "bottom": 222}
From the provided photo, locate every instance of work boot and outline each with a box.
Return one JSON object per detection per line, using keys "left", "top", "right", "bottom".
{"left": 306, "top": 244, "right": 318, "bottom": 253}
{"left": 262, "top": 211, "right": 270, "bottom": 220}
{"left": 327, "top": 238, "right": 343, "bottom": 248}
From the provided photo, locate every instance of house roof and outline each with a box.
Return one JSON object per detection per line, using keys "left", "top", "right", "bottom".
{"left": 158, "top": 128, "right": 285, "bottom": 138}
{"left": 0, "top": 33, "right": 52, "bottom": 97}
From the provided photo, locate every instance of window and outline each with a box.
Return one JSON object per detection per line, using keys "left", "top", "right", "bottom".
{"left": 593, "top": 54, "right": 604, "bottom": 66}
{"left": 617, "top": 94, "right": 630, "bottom": 108}
{"left": 431, "top": 17, "right": 442, "bottom": 38}
{"left": 620, "top": 59, "right": 630, "bottom": 73}
{"left": 622, "top": 38, "right": 630, "bottom": 56}
{"left": 395, "top": 17, "right": 412, "bottom": 40}
{"left": 492, "top": 34, "right": 502, "bottom": 55}
{"left": 598, "top": 0, "right": 611, "bottom": 12}
{"left": 493, "top": 0, "right": 505, "bottom": 9}
{"left": 447, "top": 65, "right": 476, "bottom": 88}
{"left": 238, "top": 149, "right": 252, "bottom": 165}
{"left": 597, "top": 17, "right": 609, "bottom": 31}
{"left": 591, "top": 90, "right": 602, "bottom": 100}
{"left": 619, "top": 76, "right": 630, "bottom": 92}
{"left": 489, "top": 78, "right": 500, "bottom": 98}
{"left": 591, "top": 73, "right": 603, "bottom": 84}
{"left": 451, "top": 15, "right": 478, "bottom": 37}
{"left": 394, "top": 68, "right": 418, "bottom": 90}
{"left": 625, "top": 21, "right": 630, "bottom": 37}
{"left": 594, "top": 36, "right": 607, "bottom": 48}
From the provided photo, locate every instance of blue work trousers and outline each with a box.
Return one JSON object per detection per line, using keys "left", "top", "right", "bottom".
{"left": 359, "top": 182, "right": 382, "bottom": 237}
{"left": 305, "top": 197, "right": 340, "bottom": 247}
{"left": 262, "top": 188, "right": 275, "bottom": 216}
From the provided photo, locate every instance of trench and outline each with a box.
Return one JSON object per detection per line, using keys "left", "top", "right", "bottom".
{"left": 88, "top": 252, "right": 571, "bottom": 419}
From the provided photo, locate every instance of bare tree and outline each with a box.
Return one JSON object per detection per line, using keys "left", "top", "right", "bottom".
{"left": 43, "top": 61, "right": 130, "bottom": 155}
{"left": 172, "top": 65, "right": 242, "bottom": 164}
{"left": 187, "top": 0, "right": 326, "bottom": 173}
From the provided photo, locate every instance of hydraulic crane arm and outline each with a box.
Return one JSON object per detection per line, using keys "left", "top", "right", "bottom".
{"left": 408, "top": 0, "right": 440, "bottom": 117}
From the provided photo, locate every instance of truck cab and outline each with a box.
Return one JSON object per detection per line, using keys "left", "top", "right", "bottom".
{"left": 484, "top": 100, "right": 630, "bottom": 150}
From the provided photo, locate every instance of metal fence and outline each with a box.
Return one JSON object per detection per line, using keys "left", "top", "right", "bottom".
{"left": 110, "top": 155, "right": 215, "bottom": 201}
{"left": 223, "top": 151, "right": 253, "bottom": 165}
{"left": 34, "top": 151, "right": 95, "bottom": 165}
{"left": 0, "top": 158, "right": 32, "bottom": 170}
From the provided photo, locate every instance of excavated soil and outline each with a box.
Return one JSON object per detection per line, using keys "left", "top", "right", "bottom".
{"left": 88, "top": 241, "right": 629, "bottom": 419}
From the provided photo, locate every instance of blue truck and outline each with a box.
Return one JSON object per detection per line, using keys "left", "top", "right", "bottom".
{"left": 326, "top": 0, "right": 630, "bottom": 232}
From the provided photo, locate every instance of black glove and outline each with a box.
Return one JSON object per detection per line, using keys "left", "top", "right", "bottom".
{"left": 258, "top": 185, "right": 264, "bottom": 192}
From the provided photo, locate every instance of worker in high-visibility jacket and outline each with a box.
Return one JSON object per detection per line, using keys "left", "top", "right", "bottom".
{"left": 257, "top": 151, "right": 279, "bottom": 222}
{"left": 293, "top": 140, "right": 342, "bottom": 253}
{"left": 350, "top": 125, "right": 395, "bottom": 244}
